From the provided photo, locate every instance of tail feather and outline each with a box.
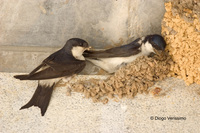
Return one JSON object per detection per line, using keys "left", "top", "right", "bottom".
{"left": 20, "top": 82, "right": 55, "bottom": 116}
{"left": 14, "top": 75, "right": 29, "bottom": 80}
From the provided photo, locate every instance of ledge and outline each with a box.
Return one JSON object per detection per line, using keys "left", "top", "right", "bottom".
{"left": 0, "top": 45, "right": 59, "bottom": 52}
{"left": 0, "top": 73, "right": 200, "bottom": 132}
{"left": 0, "top": 45, "right": 100, "bottom": 74}
{"left": 0, "top": 45, "right": 58, "bottom": 73}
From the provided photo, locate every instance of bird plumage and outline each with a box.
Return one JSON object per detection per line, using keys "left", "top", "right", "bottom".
{"left": 83, "top": 38, "right": 141, "bottom": 58}
{"left": 83, "top": 34, "right": 166, "bottom": 73}
{"left": 14, "top": 38, "right": 89, "bottom": 116}
{"left": 20, "top": 83, "right": 55, "bottom": 116}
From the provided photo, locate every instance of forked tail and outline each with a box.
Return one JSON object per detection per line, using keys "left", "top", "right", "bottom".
{"left": 20, "top": 82, "right": 55, "bottom": 116}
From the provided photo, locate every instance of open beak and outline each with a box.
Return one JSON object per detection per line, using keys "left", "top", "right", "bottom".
{"left": 86, "top": 46, "right": 92, "bottom": 50}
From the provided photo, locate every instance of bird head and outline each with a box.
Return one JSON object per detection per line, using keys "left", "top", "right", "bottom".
{"left": 146, "top": 34, "right": 166, "bottom": 51}
{"left": 64, "top": 38, "right": 91, "bottom": 60}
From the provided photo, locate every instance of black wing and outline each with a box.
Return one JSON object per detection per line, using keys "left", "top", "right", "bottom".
{"left": 14, "top": 49, "right": 85, "bottom": 80}
{"left": 83, "top": 38, "right": 142, "bottom": 58}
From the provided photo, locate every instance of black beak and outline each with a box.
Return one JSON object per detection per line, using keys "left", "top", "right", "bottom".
{"left": 86, "top": 46, "right": 92, "bottom": 50}
{"left": 83, "top": 43, "right": 91, "bottom": 50}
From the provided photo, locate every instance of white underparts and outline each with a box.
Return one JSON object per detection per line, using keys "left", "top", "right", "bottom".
{"left": 39, "top": 78, "right": 61, "bottom": 87}
{"left": 87, "top": 41, "right": 155, "bottom": 73}
{"left": 87, "top": 53, "right": 143, "bottom": 73}
{"left": 71, "top": 46, "right": 86, "bottom": 60}
{"left": 141, "top": 41, "right": 155, "bottom": 54}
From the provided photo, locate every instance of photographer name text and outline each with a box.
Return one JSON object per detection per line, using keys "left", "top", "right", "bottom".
{"left": 150, "top": 116, "right": 186, "bottom": 121}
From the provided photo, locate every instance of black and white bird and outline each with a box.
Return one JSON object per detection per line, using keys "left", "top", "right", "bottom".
{"left": 14, "top": 38, "right": 90, "bottom": 116}
{"left": 83, "top": 34, "right": 166, "bottom": 73}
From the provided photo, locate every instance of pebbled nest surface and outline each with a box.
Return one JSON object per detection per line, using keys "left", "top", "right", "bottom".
{"left": 66, "top": 50, "right": 173, "bottom": 103}
{"left": 162, "top": 2, "right": 200, "bottom": 85}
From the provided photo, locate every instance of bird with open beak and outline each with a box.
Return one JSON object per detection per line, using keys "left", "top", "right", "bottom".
{"left": 83, "top": 34, "right": 166, "bottom": 73}
{"left": 14, "top": 38, "right": 90, "bottom": 116}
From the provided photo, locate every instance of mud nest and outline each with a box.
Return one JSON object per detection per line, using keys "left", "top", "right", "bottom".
{"left": 69, "top": 50, "right": 173, "bottom": 103}
{"left": 162, "top": 2, "right": 200, "bottom": 85}
{"left": 166, "top": 0, "right": 200, "bottom": 21}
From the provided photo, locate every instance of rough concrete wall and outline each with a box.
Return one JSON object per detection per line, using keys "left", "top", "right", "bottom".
{"left": 0, "top": 0, "right": 165, "bottom": 48}
{"left": 0, "top": 0, "right": 165, "bottom": 72}
{"left": 0, "top": 0, "right": 127, "bottom": 48}
{"left": 128, "top": 0, "right": 165, "bottom": 41}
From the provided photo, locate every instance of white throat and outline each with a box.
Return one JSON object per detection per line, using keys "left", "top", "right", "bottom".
{"left": 71, "top": 46, "right": 85, "bottom": 60}
{"left": 141, "top": 41, "right": 155, "bottom": 55}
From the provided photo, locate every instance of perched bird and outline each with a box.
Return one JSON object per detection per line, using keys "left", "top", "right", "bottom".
{"left": 14, "top": 38, "right": 90, "bottom": 116}
{"left": 83, "top": 34, "right": 166, "bottom": 73}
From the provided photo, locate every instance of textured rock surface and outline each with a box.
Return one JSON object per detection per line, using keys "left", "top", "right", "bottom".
{"left": 0, "top": 73, "right": 200, "bottom": 133}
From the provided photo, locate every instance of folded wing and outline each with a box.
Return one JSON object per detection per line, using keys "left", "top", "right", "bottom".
{"left": 14, "top": 50, "right": 85, "bottom": 80}
{"left": 83, "top": 38, "right": 142, "bottom": 58}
